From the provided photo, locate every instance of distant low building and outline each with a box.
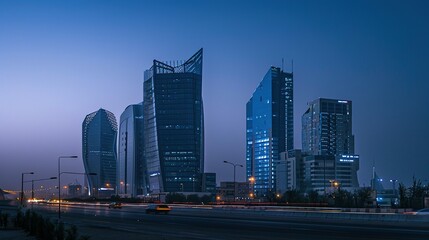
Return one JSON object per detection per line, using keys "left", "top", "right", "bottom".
{"left": 202, "top": 173, "right": 216, "bottom": 194}
{"left": 68, "top": 184, "right": 82, "bottom": 198}
{"left": 216, "top": 181, "right": 250, "bottom": 201}
{"left": 303, "top": 154, "right": 359, "bottom": 194}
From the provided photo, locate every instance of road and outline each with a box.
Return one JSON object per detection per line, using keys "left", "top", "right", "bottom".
{"left": 18, "top": 203, "right": 429, "bottom": 239}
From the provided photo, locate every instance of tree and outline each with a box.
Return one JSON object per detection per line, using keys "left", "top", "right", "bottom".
{"left": 307, "top": 190, "right": 320, "bottom": 203}
{"left": 398, "top": 183, "right": 408, "bottom": 208}
{"left": 186, "top": 194, "right": 200, "bottom": 203}
{"left": 409, "top": 177, "right": 425, "bottom": 209}
{"left": 200, "top": 195, "right": 213, "bottom": 204}
{"left": 165, "top": 193, "right": 186, "bottom": 203}
{"left": 332, "top": 189, "right": 354, "bottom": 207}
{"left": 356, "top": 187, "right": 372, "bottom": 207}
{"left": 282, "top": 189, "right": 302, "bottom": 203}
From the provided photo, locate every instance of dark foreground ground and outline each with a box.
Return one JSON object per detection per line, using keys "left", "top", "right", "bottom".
{"left": 1, "top": 203, "right": 429, "bottom": 240}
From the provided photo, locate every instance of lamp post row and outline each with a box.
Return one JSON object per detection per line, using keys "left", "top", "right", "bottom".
{"left": 20, "top": 155, "right": 94, "bottom": 221}
{"left": 23, "top": 177, "right": 57, "bottom": 210}
{"left": 23, "top": 158, "right": 245, "bottom": 214}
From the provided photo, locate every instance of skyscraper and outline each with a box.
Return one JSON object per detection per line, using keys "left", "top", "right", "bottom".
{"left": 143, "top": 49, "right": 204, "bottom": 193}
{"left": 302, "top": 98, "right": 354, "bottom": 155}
{"left": 118, "top": 103, "right": 146, "bottom": 197}
{"left": 246, "top": 66, "right": 293, "bottom": 196}
{"left": 301, "top": 98, "right": 359, "bottom": 192}
{"left": 82, "top": 108, "right": 118, "bottom": 197}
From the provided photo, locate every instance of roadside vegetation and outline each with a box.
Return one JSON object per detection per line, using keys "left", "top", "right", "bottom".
{"left": 13, "top": 209, "right": 91, "bottom": 240}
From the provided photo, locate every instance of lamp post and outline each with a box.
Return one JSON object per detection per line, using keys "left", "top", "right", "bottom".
{"left": 58, "top": 156, "right": 78, "bottom": 220}
{"left": 248, "top": 176, "right": 255, "bottom": 199}
{"left": 58, "top": 171, "right": 96, "bottom": 219}
{"left": 25, "top": 177, "right": 57, "bottom": 210}
{"left": 21, "top": 172, "right": 34, "bottom": 206}
{"left": 223, "top": 161, "right": 243, "bottom": 202}
{"left": 390, "top": 179, "right": 398, "bottom": 196}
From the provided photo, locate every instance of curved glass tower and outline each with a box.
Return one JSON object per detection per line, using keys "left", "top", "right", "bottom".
{"left": 143, "top": 49, "right": 204, "bottom": 193}
{"left": 82, "top": 108, "right": 118, "bottom": 197}
{"left": 118, "top": 103, "right": 146, "bottom": 197}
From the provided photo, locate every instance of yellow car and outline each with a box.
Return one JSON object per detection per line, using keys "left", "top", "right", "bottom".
{"left": 145, "top": 204, "right": 171, "bottom": 214}
{"left": 108, "top": 202, "right": 122, "bottom": 209}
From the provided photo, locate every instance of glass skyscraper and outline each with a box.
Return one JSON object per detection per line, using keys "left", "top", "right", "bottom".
{"left": 143, "top": 49, "right": 204, "bottom": 193}
{"left": 301, "top": 98, "right": 359, "bottom": 192}
{"left": 82, "top": 108, "right": 118, "bottom": 197}
{"left": 246, "top": 66, "right": 293, "bottom": 196}
{"left": 118, "top": 103, "right": 146, "bottom": 197}
{"left": 302, "top": 98, "right": 354, "bottom": 155}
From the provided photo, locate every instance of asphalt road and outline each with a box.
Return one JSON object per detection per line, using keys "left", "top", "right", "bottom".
{"left": 23, "top": 203, "right": 429, "bottom": 240}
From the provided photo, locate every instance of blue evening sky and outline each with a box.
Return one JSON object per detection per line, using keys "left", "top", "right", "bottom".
{"left": 1, "top": 0, "right": 428, "bottom": 190}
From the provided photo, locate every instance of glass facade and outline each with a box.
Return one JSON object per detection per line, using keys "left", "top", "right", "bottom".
{"left": 202, "top": 173, "right": 217, "bottom": 194}
{"left": 118, "top": 103, "right": 146, "bottom": 197}
{"left": 302, "top": 98, "right": 359, "bottom": 192}
{"left": 82, "top": 109, "right": 118, "bottom": 196}
{"left": 246, "top": 67, "right": 294, "bottom": 196}
{"left": 143, "top": 49, "right": 204, "bottom": 193}
{"left": 302, "top": 98, "right": 354, "bottom": 155}
{"left": 303, "top": 154, "right": 359, "bottom": 193}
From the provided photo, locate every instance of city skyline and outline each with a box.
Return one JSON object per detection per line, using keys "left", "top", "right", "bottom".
{"left": 1, "top": 1, "right": 428, "bottom": 191}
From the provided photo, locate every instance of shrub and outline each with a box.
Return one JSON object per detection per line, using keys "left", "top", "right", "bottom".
{"left": 15, "top": 210, "right": 23, "bottom": 227}
{"left": 56, "top": 221, "right": 65, "bottom": 240}
{"left": 44, "top": 218, "right": 55, "bottom": 240}
{"left": 1, "top": 213, "right": 9, "bottom": 227}
{"left": 65, "top": 225, "right": 78, "bottom": 240}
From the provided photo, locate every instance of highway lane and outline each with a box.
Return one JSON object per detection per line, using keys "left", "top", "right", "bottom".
{"left": 29, "top": 203, "right": 429, "bottom": 240}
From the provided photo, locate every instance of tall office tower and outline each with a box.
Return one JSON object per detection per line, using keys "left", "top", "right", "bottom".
{"left": 143, "top": 49, "right": 204, "bottom": 193}
{"left": 302, "top": 98, "right": 358, "bottom": 192}
{"left": 246, "top": 66, "right": 293, "bottom": 196}
{"left": 302, "top": 98, "right": 354, "bottom": 155}
{"left": 82, "top": 108, "right": 118, "bottom": 197}
{"left": 118, "top": 103, "right": 146, "bottom": 197}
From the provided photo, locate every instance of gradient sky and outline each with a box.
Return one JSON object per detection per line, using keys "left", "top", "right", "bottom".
{"left": 1, "top": 0, "right": 428, "bottom": 191}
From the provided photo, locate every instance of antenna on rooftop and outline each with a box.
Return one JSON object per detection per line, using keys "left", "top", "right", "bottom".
{"left": 282, "top": 58, "right": 284, "bottom": 71}
{"left": 291, "top": 59, "right": 294, "bottom": 73}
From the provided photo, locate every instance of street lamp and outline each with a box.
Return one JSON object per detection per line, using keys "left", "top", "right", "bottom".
{"left": 223, "top": 161, "right": 243, "bottom": 202}
{"left": 58, "top": 155, "right": 78, "bottom": 220}
{"left": 24, "top": 177, "right": 57, "bottom": 209}
{"left": 21, "top": 172, "right": 34, "bottom": 206}
{"left": 390, "top": 179, "right": 398, "bottom": 196}
{"left": 330, "top": 179, "right": 340, "bottom": 189}
{"left": 248, "top": 177, "right": 255, "bottom": 199}
{"left": 58, "top": 171, "right": 96, "bottom": 219}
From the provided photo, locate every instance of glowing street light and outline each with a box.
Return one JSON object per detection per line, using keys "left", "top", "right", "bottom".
{"left": 248, "top": 177, "right": 255, "bottom": 199}
{"left": 58, "top": 155, "right": 78, "bottom": 220}
{"left": 24, "top": 177, "right": 57, "bottom": 210}
{"left": 223, "top": 161, "right": 243, "bottom": 202}
{"left": 58, "top": 171, "right": 96, "bottom": 219}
